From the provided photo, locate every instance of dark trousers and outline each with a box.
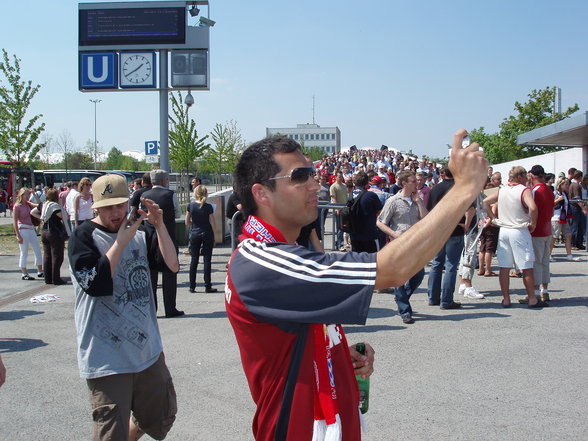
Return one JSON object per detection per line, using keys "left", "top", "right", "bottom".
{"left": 351, "top": 239, "right": 378, "bottom": 253}
{"left": 41, "top": 230, "right": 64, "bottom": 284}
{"left": 189, "top": 231, "right": 214, "bottom": 290}
{"left": 151, "top": 270, "right": 178, "bottom": 315}
{"left": 569, "top": 204, "right": 586, "bottom": 248}
{"left": 395, "top": 268, "right": 425, "bottom": 317}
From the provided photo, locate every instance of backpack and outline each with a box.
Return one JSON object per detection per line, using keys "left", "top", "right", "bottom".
{"left": 339, "top": 190, "right": 366, "bottom": 234}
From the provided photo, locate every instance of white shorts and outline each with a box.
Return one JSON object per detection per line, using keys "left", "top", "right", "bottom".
{"left": 497, "top": 228, "right": 535, "bottom": 270}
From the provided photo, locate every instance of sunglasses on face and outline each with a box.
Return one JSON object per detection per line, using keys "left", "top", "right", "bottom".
{"left": 267, "top": 167, "right": 316, "bottom": 184}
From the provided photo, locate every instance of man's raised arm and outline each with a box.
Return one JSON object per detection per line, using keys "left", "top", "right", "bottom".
{"left": 375, "top": 129, "right": 488, "bottom": 288}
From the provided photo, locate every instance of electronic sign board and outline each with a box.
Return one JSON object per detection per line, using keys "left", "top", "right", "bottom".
{"left": 79, "top": 6, "right": 186, "bottom": 46}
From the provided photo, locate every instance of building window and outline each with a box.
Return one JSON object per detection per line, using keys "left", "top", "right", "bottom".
{"left": 305, "top": 134, "right": 309, "bottom": 140}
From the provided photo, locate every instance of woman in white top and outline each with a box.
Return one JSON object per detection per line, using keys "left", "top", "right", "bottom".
{"left": 550, "top": 178, "right": 577, "bottom": 261}
{"left": 12, "top": 187, "right": 43, "bottom": 280}
{"left": 74, "top": 177, "right": 94, "bottom": 228}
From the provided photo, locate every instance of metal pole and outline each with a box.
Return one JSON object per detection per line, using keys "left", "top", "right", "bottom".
{"left": 159, "top": 50, "right": 169, "bottom": 172}
{"left": 89, "top": 99, "right": 101, "bottom": 169}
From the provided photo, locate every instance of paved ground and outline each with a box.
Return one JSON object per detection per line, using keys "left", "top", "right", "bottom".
{"left": 0, "top": 216, "right": 587, "bottom": 440}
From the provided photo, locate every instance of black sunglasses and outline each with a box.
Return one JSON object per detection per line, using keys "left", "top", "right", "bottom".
{"left": 267, "top": 167, "right": 316, "bottom": 184}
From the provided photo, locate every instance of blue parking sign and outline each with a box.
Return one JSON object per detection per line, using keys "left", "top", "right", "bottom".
{"left": 80, "top": 52, "right": 118, "bottom": 90}
{"left": 145, "top": 141, "right": 159, "bottom": 155}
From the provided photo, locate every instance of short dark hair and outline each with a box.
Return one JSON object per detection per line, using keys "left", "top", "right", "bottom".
{"left": 234, "top": 136, "right": 301, "bottom": 217}
{"left": 397, "top": 170, "right": 414, "bottom": 186}
{"left": 354, "top": 171, "right": 369, "bottom": 187}
{"left": 46, "top": 188, "right": 59, "bottom": 203}
{"left": 441, "top": 166, "right": 453, "bottom": 179}
{"left": 141, "top": 173, "right": 151, "bottom": 187}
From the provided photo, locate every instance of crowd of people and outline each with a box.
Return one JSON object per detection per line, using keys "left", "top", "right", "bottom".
{"left": 10, "top": 173, "right": 217, "bottom": 302}
{"left": 306, "top": 146, "right": 587, "bottom": 322}
{"left": 3, "top": 136, "right": 586, "bottom": 440}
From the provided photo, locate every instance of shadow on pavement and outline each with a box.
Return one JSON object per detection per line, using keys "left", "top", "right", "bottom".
{"left": 367, "top": 307, "right": 396, "bottom": 319}
{"left": 411, "top": 312, "right": 511, "bottom": 321}
{"left": 345, "top": 324, "right": 405, "bottom": 334}
{"left": 0, "top": 337, "right": 48, "bottom": 353}
{"left": 181, "top": 311, "right": 227, "bottom": 319}
{"left": 0, "top": 310, "right": 44, "bottom": 321}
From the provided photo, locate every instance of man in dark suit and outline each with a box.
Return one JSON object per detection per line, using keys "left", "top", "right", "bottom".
{"left": 142, "top": 169, "right": 184, "bottom": 318}
{"left": 129, "top": 172, "right": 152, "bottom": 211}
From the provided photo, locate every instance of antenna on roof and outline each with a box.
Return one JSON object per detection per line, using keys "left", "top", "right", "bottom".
{"left": 312, "top": 95, "right": 315, "bottom": 124}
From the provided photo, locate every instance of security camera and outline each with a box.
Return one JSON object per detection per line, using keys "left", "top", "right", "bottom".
{"left": 189, "top": 5, "right": 200, "bottom": 17}
{"left": 185, "top": 91, "right": 195, "bottom": 107}
{"left": 199, "top": 16, "right": 216, "bottom": 27}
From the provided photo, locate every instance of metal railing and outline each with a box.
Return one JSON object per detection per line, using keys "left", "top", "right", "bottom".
{"left": 229, "top": 203, "right": 346, "bottom": 251}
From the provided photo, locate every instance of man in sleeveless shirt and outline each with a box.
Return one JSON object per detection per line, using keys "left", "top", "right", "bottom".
{"left": 483, "top": 166, "right": 549, "bottom": 308}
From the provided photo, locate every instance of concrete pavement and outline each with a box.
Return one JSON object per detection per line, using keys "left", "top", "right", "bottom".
{"left": 0, "top": 226, "right": 587, "bottom": 440}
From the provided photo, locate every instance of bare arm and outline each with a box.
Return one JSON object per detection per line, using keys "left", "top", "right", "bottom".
{"left": 13, "top": 208, "right": 21, "bottom": 243}
{"left": 461, "top": 206, "right": 476, "bottom": 231}
{"left": 483, "top": 192, "right": 499, "bottom": 220}
{"left": 185, "top": 209, "right": 191, "bottom": 226}
{"left": 74, "top": 194, "right": 81, "bottom": 226}
{"left": 522, "top": 188, "right": 538, "bottom": 233}
{"left": 375, "top": 129, "right": 487, "bottom": 289}
{"left": 414, "top": 196, "right": 428, "bottom": 218}
{"left": 376, "top": 219, "right": 400, "bottom": 240}
{"left": 309, "top": 228, "right": 324, "bottom": 253}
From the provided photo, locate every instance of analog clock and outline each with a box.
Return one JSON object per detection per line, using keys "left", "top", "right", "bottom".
{"left": 120, "top": 52, "right": 156, "bottom": 88}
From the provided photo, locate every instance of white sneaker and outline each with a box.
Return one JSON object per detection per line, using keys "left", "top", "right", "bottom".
{"left": 463, "top": 287, "right": 484, "bottom": 299}
{"left": 458, "top": 284, "right": 466, "bottom": 296}
{"left": 566, "top": 255, "right": 582, "bottom": 262}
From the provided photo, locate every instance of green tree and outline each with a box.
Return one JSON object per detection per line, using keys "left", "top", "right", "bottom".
{"left": 470, "top": 87, "right": 579, "bottom": 164}
{"left": 105, "top": 147, "right": 125, "bottom": 170}
{"left": 0, "top": 49, "right": 45, "bottom": 167}
{"left": 302, "top": 146, "right": 327, "bottom": 162}
{"left": 201, "top": 121, "right": 244, "bottom": 187}
{"left": 168, "top": 91, "right": 209, "bottom": 172}
{"left": 64, "top": 152, "right": 95, "bottom": 169}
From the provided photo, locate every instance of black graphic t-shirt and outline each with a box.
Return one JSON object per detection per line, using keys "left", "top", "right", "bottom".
{"left": 69, "top": 221, "right": 170, "bottom": 379}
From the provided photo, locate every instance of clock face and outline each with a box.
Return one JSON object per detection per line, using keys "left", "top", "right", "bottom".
{"left": 120, "top": 52, "right": 155, "bottom": 88}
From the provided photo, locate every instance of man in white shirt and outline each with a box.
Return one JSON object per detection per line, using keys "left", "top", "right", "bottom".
{"left": 65, "top": 181, "right": 80, "bottom": 231}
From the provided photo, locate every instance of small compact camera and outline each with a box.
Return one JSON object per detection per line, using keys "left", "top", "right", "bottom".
{"left": 462, "top": 135, "right": 471, "bottom": 148}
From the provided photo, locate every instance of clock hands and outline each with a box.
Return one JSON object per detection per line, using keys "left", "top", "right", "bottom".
{"left": 126, "top": 63, "right": 144, "bottom": 76}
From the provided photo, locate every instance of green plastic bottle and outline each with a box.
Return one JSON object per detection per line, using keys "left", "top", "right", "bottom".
{"left": 355, "top": 343, "right": 370, "bottom": 414}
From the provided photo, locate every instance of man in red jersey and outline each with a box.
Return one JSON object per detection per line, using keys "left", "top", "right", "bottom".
{"left": 226, "top": 130, "right": 487, "bottom": 441}
{"left": 528, "top": 165, "right": 555, "bottom": 302}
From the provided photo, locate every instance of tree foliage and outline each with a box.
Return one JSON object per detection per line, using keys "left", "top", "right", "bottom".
{"left": 302, "top": 146, "right": 327, "bottom": 162}
{"left": 201, "top": 120, "right": 244, "bottom": 179}
{"left": 168, "top": 91, "right": 209, "bottom": 172}
{"left": 0, "top": 49, "right": 46, "bottom": 167}
{"left": 470, "top": 87, "right": 579, "bottom": 164}
{"left": 105, "top": 147, "right": 136, "bottom": 170}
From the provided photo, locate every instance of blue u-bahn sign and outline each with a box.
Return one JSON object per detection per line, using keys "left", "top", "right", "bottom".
{"left": 79, "top": 52, "right": 118, "bottom": 90}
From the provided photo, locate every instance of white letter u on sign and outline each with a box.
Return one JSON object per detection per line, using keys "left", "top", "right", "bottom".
{"left": 87, "top": 56, "right": 109, "bottom": 83}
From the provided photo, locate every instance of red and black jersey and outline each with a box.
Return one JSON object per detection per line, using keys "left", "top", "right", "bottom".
{"left": 226, "top": 238, "right": 376, "bottom": 441}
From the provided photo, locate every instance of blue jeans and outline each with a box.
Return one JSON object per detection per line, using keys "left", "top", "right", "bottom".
{"left": 569, "top": 204, "right": 586, "bottom": 248}
{"left": 334, "top": 212, "right": 344, "bottom": 249}
{"left": 427, "top": 235, "right": 464, "bottom": 307}
{"left": 395, "top": 268, "right": 425, "bottom": 317}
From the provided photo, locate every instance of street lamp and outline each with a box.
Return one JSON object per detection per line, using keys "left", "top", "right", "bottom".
{"left": 89, "top": 99, "right": 101, "bottom": 169}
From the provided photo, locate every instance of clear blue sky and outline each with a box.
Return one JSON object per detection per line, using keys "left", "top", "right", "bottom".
{"left": 1, "top": 0, "right": 586, "bottom": 159}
